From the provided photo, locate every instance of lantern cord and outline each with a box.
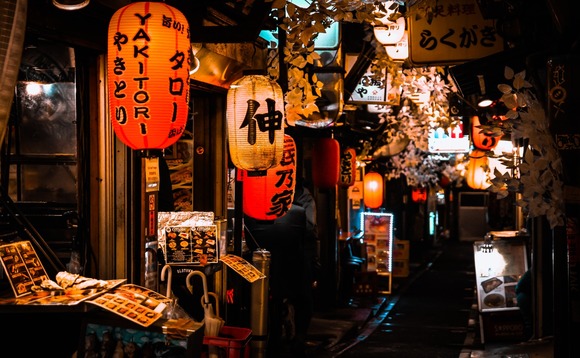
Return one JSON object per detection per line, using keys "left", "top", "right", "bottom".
{"left": 243, "top": 224, "right": 262, "bottom": 251}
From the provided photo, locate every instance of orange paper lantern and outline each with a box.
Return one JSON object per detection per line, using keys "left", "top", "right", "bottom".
{"left": 108, "top": 2, "right": 190, "bottom": 150}
{"left": 471, "top": 115, "right": 499, "bottom": 151}
{"left": 242, "top": 135, "right": 296, "bottom": 220}
{"left": 227, "top": 74, "right": 285, "bottom": 173}
{"left": 363, "top": 171, "right": 384, "bottom": 209}
{"left": 312, "top": 138, "right": 340, "bottom": 189}
{"left": 339, "top": 148, "right": 357, "bottom": 188}
{"left": 465, "top": 150, "right": 491, "bottom": 190}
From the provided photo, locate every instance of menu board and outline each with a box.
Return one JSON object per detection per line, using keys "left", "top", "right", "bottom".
{"left": 0, "top": 241, "right": 49, "bottom": 297}
{"left": 473, "top": 239, "right": 528, "bottom": 312}
{"left": 362, "top": 212, "right": 394, "bottom": 274}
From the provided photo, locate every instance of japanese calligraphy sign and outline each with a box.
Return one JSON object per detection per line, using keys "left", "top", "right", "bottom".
{"left": 242, "top": 135, "right": 296, "bottom": 221}
{"left": 108, "top": 2, "right": 190, "bottom": 150}
{"left": 345, "top": 54, "right": 400, "bottom": 105}
{"left": 227, "top": 74, "right": 285, "bottom": 172}
{"left": 408, "top": 0, "right": 504, "bottom": 65}
{"left": 339, "top": 148, "right": 357, "bottom": 188}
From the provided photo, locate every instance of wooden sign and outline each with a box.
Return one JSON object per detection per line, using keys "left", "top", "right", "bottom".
{"left": 408, "top": 0, "right": 504, "bottom": 65}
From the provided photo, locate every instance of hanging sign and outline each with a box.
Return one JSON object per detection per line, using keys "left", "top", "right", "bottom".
{"left": 339, "top": 148, "right": 357, "bottom": 187}
{"left": 345, "top": 54, "right": 401, "bottom": 105}
{"left": 408, "top": 0, "right": 504, "bottom": 65}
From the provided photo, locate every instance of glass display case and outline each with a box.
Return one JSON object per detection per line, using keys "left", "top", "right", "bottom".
{"left": 361, "top": 212, "right": 394, "bottom": 294}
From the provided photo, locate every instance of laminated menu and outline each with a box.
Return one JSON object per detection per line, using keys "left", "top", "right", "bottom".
{"left": 0, "top": 240, "right": 50, "bottom": 297}
{"left": 87, "top": 284, "right": 172, "bottom": 327}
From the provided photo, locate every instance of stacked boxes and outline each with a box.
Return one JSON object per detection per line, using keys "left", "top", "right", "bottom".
{"left": 392, "top": 240, "right": 410, "bottom": 277}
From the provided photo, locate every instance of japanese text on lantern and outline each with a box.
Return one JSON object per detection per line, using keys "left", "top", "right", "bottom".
{"left": 111, "top": 11, "right": 188, "bottom": 138}
{"left": 266, "top": 136, "right": 296, "bottom": 217}
{"left": 241, "top": 98, "right": 283, "bottom": 145}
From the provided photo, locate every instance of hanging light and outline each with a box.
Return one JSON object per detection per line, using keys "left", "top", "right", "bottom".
{"left": 363, "top": 171, "right": 384, "bottom": 209}
{"left": 227, "top": 72, "right": 285, "bottom": 173}
{"left": 339, "top": 148, "right": 357, "bottom": 188}
{"left": 385, "top": 30, "right": 409, "bottom": 61}
{"left": 372, "top": 1, "right": 404, "bottom": 45}
{"left": 312, "top": 137, "right": 340, "bottom": 189}
{"left": 465, "top": 149, "right": 491, "bottom": 190}
{"left": 107, "top": 2, "right": 190, "bottom": 150}
{"left": 52, "top": 0, "right": 89, "bottom": 10}
{"left": 242, "top": 135, "right": 297, "bottom": 221}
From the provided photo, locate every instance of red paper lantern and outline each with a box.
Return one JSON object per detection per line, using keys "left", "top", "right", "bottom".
{"left": 411, "top": 187, "right": 428, "bottom": 203}
{"left": 471, "top": 115, "right": 499, "bottom": 151}
{"left": 312, "top": 138, "right": 340, "bottom": 189}
{"left": 465, "top": 149, "right": 491, "bottom": 190}
{"left": 339, "top": 148, "right": 357, "bottom": 188}
{"left": 363, "top": 171, "right": 384, "bottom": 209}
{"left": 227, "top": 74, "right": 285, "bottom": 173}
{"left": 108, "top": 2, "right": 190, "bottom": 150}
{"left": 242, "top": 135, "right": 297, "bottom": 220}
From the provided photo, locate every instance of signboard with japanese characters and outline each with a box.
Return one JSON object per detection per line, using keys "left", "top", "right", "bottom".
{"left": 408, "top": 0, "right": 504, "bottom": 65}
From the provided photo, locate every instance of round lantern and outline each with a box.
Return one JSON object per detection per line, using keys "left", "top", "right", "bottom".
{"left": 471, "top": 115, "right": 499, "bottom": 151}
{"left": 108, "top": 2, "right": 190, "bottom": 150}
{"left": 363, "top": 171, "right": 384, "bottom": 209}
{"left": 411, "top": 187, "right": 427, "bottom": 203}
{"left": 227, "top": 73, "right": 285, "bottom": 173}
{"left": 339, "top": 148, "right": 357, "bottom": 188}
{"left": 242, "top": 135, "right": 296, "bottom": 220}
{"left": 465, "top": 150, "right": 491, "bottom": 190}
{"left": 312, "top": 138, "right": 340, "bottom": 189}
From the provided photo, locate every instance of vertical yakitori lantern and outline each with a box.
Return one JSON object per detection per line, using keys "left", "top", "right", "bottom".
{"left": 312, "top": 137, "right": 340, "bottom": 189}
{"left": 411, "top": 187, "right": 428, "bottom": 203}
{"left": 108, "top": 2, "right": 190, "bottom": 150}
{"left": 227, "top": 73, "right": 285, "bottom": 173}
{"left": 471, "top": 115, "right": 499, "bottom": 151}
{"left": 339, "top": 148, "right": 357, "bottom": 188}
{"left": 363, "top": 171, "right": 384, "bottom": 209}
{"left": 465, "top": 149, "right": 491, "bottom": 190}
{"left": 242, "top": 135, "right": 296, "bottom": 220}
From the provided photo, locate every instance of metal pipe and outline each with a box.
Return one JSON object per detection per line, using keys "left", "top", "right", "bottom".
{"left": 251, "top": 249, "right": 271, "bottom": 358}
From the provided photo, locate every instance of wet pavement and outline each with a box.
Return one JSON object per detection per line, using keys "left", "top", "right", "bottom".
{"left": 302, "top": 239, "right": 554, "bottom": 358}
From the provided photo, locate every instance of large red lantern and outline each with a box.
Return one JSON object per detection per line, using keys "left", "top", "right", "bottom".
{"left": 363, "top": 171, "right": 384, "bottom": 209}
{"left": 411, "top": 187, "right": 428, "bottom": 203}
{"left": 471, "top": 115, "right": 499, "bottom": 151}
{"left": 227, "top": 74, "right": 285, "bottom": 173}
{"left": 242, "top": 135, "right": 296, "bottom": 220}
{"left": 108, "top": 2, "right": 190, "bottom": 150}
{"left": 465, "top": 149, "right": 491, "bottom": 190}
{"left": 312, "top": 138, "right": 340, "bottom": 189}
{"left": 339, "top": 148, "right": 357, "bottom": 188}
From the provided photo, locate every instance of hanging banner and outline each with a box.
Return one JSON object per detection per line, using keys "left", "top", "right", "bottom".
{"left": 408, "top": 0, "right": 504, "bottom": 65}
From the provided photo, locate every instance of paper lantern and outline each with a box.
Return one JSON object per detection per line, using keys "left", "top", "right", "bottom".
{"left": 363, "top": 171, "right": 384, "bottom": 209}
{"left": 339, "top": 148, "right": 357, "bottom": 188}
{"left": 242, "top": 135, "right": 296, "bottom": 220}
{"left": 227, "top": 74, "right": 285, "bottom": 173}
{"left": 411, "top": 187, "right": 428, "bottom": 203}
{"left": 312, "top": 138, "right": 340, "bottom": 189}
{"left": 465, "top": 150, "right": 491, "bottom": 190}
{"left": 471, "top": 115, "right": 499, "bottom": 151}
{"left": 108, "top": 2, "right": 190, "bottom": 150}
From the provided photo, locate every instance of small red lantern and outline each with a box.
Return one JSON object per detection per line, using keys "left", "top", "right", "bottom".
{"left": 339, "top": 148, "right": 357, "bottom": 188}
{"left": 471, "top": 115, "right": 499, "bottom": 151}
{"left": 312, "top": 138, "right": 340, "bottom": 189}
{"left": 227, "top": 73, "right": 285, "bottom": 173}
{"left": 108, "top": 2, "right": 190, "bottom": 150}
{"left": 411, "top": 187, "right": 428, "bottom": 203}
{"left": 242, "top": 135, "right": 297, "bottom": 220}
{"left": 363, "top": 171, "right": 384, "bottom": 209}
{"left": 465, "top": 149, "right": 491, "bottom": 190}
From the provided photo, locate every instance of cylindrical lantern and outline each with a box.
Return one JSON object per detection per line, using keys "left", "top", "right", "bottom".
{"left": 465, "top": 150, "right": 491, "bottom": 190}
{"left": 411, "top": 187, "right": 427, "bottom": 203}
{"left": 471, "top": 115, "right": 499, "bottom": 151}
{"left": 108, "top": 2, "right": 190, "bottom": 150}
{"left": 227, "top": 74, "right": 285, "bottom": 172}
{"left": 242, "top": 135, "right": 296, "bottom": 220}
{"left": 339, "top": 148, "right": 357, "bottom": 188}
{"left": 312, "top": 138, "right": 340, "bottom": 189}
{"left": 363, "top": 171, "right": 384, "bottom": 209}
